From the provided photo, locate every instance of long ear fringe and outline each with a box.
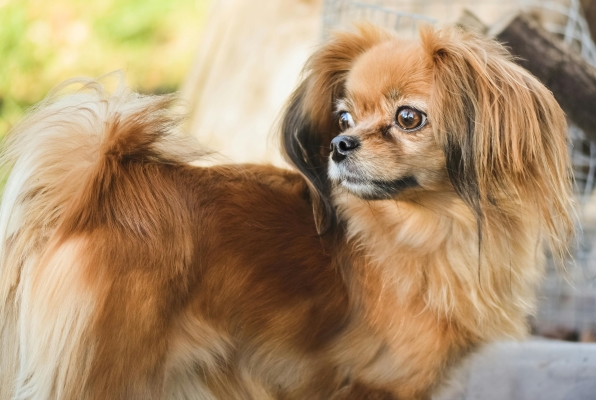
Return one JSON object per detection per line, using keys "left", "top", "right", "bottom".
{"left": 281, "top": 24, "right": 392, "bottom": 233}
{"left": 281, "top": 83, "right": 336, "bottom": 233}
{"left": 421, "top": 26, "right": 575, "bottom": 264}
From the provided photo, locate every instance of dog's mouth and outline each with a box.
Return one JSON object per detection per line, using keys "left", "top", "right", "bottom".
{"left": 329, "top": 158, "right": 419, "bottom": 200}
{"left": 335, "top": 174, "right": 419, "bottom": 200}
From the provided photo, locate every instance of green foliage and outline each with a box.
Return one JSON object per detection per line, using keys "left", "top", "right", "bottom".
{"left": 0, "top": 0, "right": 210, "bottom": 136}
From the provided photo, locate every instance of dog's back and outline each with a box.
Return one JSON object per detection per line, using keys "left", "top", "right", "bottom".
{"left": 0, "top": 77, "right": 356, "bottom": 399}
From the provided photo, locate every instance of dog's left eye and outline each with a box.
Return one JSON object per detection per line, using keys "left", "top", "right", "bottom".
{"left": 396, "top": 107, "right": 427, "bottom": 131}
{"left": 338, "top": 112, "right": 354, "bottom": 131}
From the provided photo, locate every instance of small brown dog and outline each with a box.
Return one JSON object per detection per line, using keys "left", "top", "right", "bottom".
{"left": 0, "top": 25, "right": 573, "bottom": 399}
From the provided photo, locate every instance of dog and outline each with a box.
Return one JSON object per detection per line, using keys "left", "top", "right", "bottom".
{"left": 0, "top": 24, "right": 574, "bottom": 399}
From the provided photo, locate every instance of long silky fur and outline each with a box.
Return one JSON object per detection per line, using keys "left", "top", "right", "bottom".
{"left": 0, "top": 76, "right": 202, "bottom": 399}
{"left": 422, "top": 27, "right": 574, "bottom": 263}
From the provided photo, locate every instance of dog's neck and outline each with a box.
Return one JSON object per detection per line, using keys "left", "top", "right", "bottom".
{"left": 334, "top": 189, "right": 543, "bottom": 341}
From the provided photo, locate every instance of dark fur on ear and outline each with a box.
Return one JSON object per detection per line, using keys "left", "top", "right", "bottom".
{"left": 281, "top": 25, "right": 391, "bottom": 233}
{"left": 282, "top": 83, "right": 335, "bottom": 233}
{"left": 421, "top": 26, "right": 574, "bottom": 260}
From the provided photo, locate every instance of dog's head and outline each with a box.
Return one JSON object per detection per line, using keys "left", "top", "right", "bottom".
{"left": 282, "top": 24, "right": 573, "bottom": 257}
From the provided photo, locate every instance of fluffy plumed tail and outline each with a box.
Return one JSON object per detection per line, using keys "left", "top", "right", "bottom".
{"left": 0, "top": 74, "right": 202, "bottom": 399}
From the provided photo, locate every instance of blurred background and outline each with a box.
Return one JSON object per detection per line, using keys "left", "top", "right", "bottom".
{"left": 3, "top": 0, "right": 596, "bottom": 341}
{"left": 0, "top": 0, "right": 211, "bottom": 136}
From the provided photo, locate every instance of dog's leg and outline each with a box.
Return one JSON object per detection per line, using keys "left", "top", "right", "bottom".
{"left": 16, "top": 234, "right": 187, "bottom": 400}
{"left": 82, "top": 233, "right": 195, "bottom": 400}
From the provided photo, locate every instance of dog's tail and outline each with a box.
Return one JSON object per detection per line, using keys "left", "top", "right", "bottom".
{"left": 0, "top": 74, "right": 203, "bottom": 399}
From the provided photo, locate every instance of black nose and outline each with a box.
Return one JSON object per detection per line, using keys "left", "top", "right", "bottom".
{"left": 330, "top": 135, "right": 360, "bottom": 162}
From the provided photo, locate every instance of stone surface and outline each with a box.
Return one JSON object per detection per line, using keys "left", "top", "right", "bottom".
{"left": 436, "top": 340, "right": 596, "bottom": 400}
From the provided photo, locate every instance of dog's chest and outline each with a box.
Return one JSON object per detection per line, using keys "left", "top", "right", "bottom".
{"left": 335, "top": 251, "right": 473, "bottom": 397}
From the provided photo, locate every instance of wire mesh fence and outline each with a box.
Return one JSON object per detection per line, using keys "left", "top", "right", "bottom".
{"left": 323, "top": 0, "right": 596, "bottom": 336}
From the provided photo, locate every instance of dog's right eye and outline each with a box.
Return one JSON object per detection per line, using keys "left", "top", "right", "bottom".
{"left": 339, "top": 112, "right": 354, "bottom": 131}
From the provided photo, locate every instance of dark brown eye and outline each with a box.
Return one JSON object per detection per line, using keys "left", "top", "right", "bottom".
{"left": 339, "top": 111, "right": 354, "bottom": 131}
{"left": 396, "top": 107, "right": 426, "bottom": 131}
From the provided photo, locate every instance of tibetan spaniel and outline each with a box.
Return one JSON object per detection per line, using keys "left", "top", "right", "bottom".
{"left": 0, "top": 25, "right": 573, "bottom": 399}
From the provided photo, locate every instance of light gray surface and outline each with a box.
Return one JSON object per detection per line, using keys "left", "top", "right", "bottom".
{"left": 436, "top": 340, "right": 596, "bottom": 400}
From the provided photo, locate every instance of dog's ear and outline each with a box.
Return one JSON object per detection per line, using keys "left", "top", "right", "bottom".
{"left": 422, "top": 26, "right": 574, "bottom": 257}
{"left": 282, "top": 25, "right": 390, "bottom": 233}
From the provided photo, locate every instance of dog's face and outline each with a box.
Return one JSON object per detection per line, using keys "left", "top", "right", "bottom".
{"left": 326, "top": 40, "right": 447, "bottom": 200}
{"left": 282, "top": 24, "right": 573, "bottom": 255}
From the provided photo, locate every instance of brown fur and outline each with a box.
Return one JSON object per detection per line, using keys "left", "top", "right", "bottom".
{"left": 0, "top": 25, "right": 574, "bottom": 400}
